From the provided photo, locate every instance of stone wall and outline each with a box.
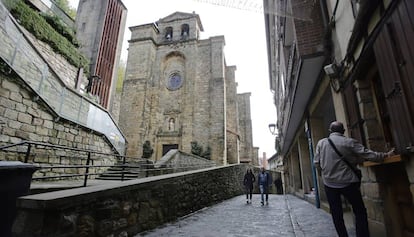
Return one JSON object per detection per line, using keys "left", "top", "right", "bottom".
{"left": 0, "top": 1, "right": 122, "bottom": 168}
{"left": 153, "top": 149, "right": 216, "bottom": 174}
{"left": 0, "top": 74, "right": 115, "bottom": 177}
{"left": 13, "top": 164, "right": 251, "bottom": 237}
{"left": 20, "top": 26, "right": 85, "bottom": 90}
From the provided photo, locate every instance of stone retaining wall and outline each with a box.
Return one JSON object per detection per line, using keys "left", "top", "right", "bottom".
{"left": 13, "top": 164, "right": 250, "bottom": 237}
{"left": 153, "top": 149, "right": 216, "bottom": 173}
{"left": 0, "top": 75, "right": 115, "bottom": 177}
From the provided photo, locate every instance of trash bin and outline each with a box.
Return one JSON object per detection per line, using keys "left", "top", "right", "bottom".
{"left": 0, "top": 161, "right": 37, "bottom": 237}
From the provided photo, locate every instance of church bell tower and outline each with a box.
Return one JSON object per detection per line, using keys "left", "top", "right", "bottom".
{"left": 119, "top": 12, "right": 243, "bottom": 164}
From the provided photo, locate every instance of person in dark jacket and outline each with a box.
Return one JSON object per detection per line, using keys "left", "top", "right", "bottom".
{"left": 274, "top": 177, "right": 283, "bottom": 194}
{"left": 243, "top": 169, "right": 255, "bottom": 204}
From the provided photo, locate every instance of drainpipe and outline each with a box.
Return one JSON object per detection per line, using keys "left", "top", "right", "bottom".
{"left": 305, "top": 118, "right": 320, "bottom": 208}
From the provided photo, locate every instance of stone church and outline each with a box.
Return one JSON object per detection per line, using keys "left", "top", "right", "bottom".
{"left": 119, "top": 12, "right": 254, "bottom": 165}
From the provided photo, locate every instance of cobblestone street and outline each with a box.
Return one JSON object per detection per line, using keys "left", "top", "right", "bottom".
{"left": 136, "top": 194, "right": 356, "bottom": 237}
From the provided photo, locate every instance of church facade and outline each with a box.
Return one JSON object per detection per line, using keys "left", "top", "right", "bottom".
{"left": 119, "top": 12, "right": 254, "bottom": 165}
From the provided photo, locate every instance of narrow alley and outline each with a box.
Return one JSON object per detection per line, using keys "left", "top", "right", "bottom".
{"left": 136, "top": 194, "right": 356, "bottom": 237}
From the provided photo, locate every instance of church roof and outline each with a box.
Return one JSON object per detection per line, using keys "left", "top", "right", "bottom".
{"left": 157, "top": 11, "right": 204, "bottom": 31}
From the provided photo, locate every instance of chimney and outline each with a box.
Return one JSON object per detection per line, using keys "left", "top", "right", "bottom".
{"left": 262, "top": 152, "right": 267, "bottom": 169}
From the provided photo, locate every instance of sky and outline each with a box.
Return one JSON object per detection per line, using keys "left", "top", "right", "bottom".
{"left": 69, "top": 0, "right": 277, "bottom": 159}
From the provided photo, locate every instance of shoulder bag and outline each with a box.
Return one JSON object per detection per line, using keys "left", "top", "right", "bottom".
{"left": 327, "top": 138, "right": 362, "bottom": 182}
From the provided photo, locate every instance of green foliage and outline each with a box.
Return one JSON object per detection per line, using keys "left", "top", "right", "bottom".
{"left": 142, "top": 141, "right": 154, "bottom": 158}
{"left": 116, "top": 60, "right": 126, "bottom": 92}
{"left": 191, "top": 141, "right": 211, "bottom": 160}
{"left": 40, "top": 13, "right": 79, "bottom": 47}
{"left": 7, "top": 0, "right": 89, "bottom": 73}
{"left": 2, "top": 0, "right": 17, "bottom": 9}
{"left": 202, "top": 146, "right": 211, "bottom": 160}
{"left": 191, "top": 141, "right": 203, "bottom": 156}
{"left": 54, "top": 0, "right": 76, "bottom": 19}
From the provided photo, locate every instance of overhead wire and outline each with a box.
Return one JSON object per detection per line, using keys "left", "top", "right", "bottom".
{"left": 191, "top": 0, "right": 315, "bottom": 21}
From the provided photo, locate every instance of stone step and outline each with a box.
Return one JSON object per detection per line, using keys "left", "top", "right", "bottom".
{"left": 95, "top": 161, "right": 154, "bottom": 181}
{"left": 95, "top": 176, "right": 136, "bottom": 181}
{"left": 99, "top": 172, "right": 139, "bottom": 176}
{"left": 106, "top": 167, "right": 142, "bottom": 173}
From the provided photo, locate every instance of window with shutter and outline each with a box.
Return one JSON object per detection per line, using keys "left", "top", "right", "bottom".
{"left": 373, "top": 1, "right": 414, "bottom": 155}
{"left": 342, "top": 83, "right": 365, "bottom": 145}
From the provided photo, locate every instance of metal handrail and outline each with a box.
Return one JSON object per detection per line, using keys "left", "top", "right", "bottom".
{"left": 1, "top": 141, "right": 216, "bottom": 187}
{"left": 1, "top": 141, "right": 124, "bottom": 159}
{"left": 1, "top": 141, "right": 131, "bottom": 186}
{"left": 31, "top": 164, "right": 215, "bottom": 179}
{"left": 34, "top": 163, "right": 215, "bottom": 170}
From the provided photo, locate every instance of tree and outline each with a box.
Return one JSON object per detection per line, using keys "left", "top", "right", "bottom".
{"left": 116, "top": 60, "right": 126, "bottom": 93}
{"left": 54, "top": 0, "right": 76, "bottom": 19}
{"left": 191, "top": 141, "right": 211, "bottom": 159}
{"left": 191, "top": 141, "right": 203, "bottom": 156}
{"left": 142, "top": 140, "right": 154, "bottom": 159}
{"left": 202, "top": 146, "right": 211, "bottom": 160}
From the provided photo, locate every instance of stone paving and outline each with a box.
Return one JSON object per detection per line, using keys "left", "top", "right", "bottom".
{"left": 136, "top": 194, "right": 356, "bottom": 237}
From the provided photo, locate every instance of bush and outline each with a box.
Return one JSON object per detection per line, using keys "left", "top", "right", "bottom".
{"left": 191, "top": 141, "right": 211, "bottom": 159}
{"left": 41, "top": 13, "right": 79, "bottom": 47}
{"left": 6, "top": 0, "right": 89, "bottom": 74}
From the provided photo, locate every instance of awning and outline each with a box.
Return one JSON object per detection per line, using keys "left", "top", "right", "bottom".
{"left": 280, "top": 54, "right": 325, "bottom": 155}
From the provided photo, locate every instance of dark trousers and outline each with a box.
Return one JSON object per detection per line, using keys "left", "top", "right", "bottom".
{"left": 325, "top": 183, "right": 369, "bottom": 237}
{"left": 245, "top": 185, "right": 253, "bottom": 200}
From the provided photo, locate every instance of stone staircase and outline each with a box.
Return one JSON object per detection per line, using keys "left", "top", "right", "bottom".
{"left": 96, "top": 160, "right": 154, "bottom": 180}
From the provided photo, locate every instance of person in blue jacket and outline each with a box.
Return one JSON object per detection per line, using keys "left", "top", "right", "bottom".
{"left": 258, "top": 167, "right": 270, "bottom": 205}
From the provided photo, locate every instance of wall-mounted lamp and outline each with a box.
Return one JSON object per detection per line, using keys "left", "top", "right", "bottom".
{"left": 324, "top": 62, "right": 343, "bottom": 92}
{"left": 268, "top": 123, "right": 278, "bottom": 136}
{"left": 323, "top": 63, "right": 339, "bottom": 78}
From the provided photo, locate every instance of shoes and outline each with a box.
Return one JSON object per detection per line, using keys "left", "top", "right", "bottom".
{"left": 249, "top": 199, "right": 252, "bottom": 204}
{"left": 246, "top": 200, "right": 249, "bottom": 204}
{"left": 261, "top": 201, "right": 264, "bottom": 205}
{"left": 266, "top": 201, "right": 269, "bottom": 205}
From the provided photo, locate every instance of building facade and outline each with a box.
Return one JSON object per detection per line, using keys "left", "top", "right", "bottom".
{"left": 75, "top": 0, "right": 127, "bottom": 109}
{"left": 237, "top": 92, "right": 254, "bottom": 163}
{"left": 264, "top": 0, "right": 414, "bottom": 236}
{"left": 119, "top": 12, "right": 254, "bottom": 165}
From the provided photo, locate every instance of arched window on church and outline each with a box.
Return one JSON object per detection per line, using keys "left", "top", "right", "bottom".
{"left": 165, "top": 27, "right": 173, "bottom": 41}
{"left": 181, "top": 24, "right": 189, "bottom": 40}
{"left": 168, "top": 118, "right": 175, "bottom": 131}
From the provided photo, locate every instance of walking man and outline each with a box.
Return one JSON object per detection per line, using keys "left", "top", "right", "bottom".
{"left": 258, "top": 167, "right": 270, "bottom": 205}
{"left": 314, "top": 121, "right": 394, "bottom": 237}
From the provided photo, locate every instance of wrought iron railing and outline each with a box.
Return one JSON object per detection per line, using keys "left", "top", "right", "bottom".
{"left": 0, "top": 141, "right": 215, "bottom": 188}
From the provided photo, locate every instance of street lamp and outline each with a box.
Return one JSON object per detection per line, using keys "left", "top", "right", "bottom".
{"left": 268, "top": 123, "right": 277, "bottom": 136}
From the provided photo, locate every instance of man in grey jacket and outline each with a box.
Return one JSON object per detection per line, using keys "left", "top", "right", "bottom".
{"left": 314, "top": 121, "right": 394, "bottom": 237}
